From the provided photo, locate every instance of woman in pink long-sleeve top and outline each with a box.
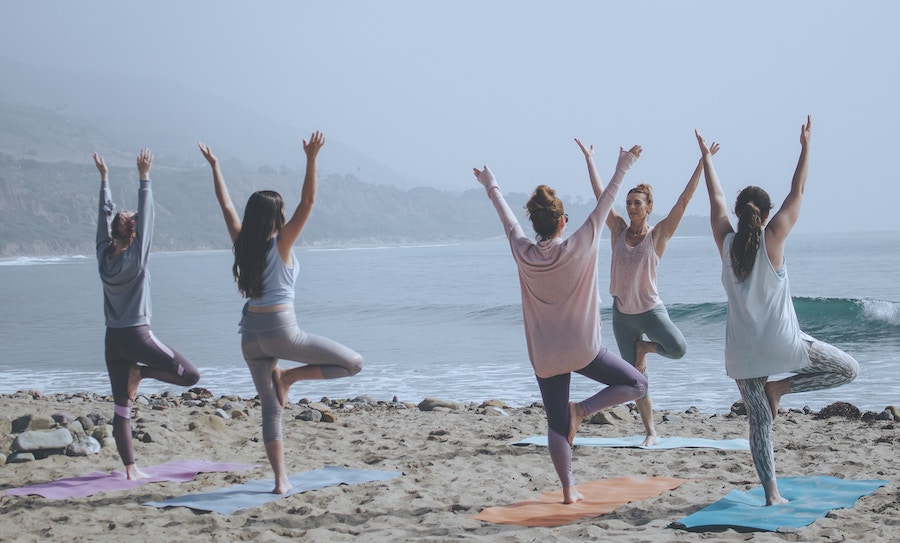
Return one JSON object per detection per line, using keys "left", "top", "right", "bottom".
{"left": 473, "top": 145, "right": 648, "bottom": 504}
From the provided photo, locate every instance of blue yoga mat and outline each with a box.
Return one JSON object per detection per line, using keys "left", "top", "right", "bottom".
{"left": 144, "top": 465, "right": 402, "bottom": 515}
{"left": 513, "top": 435, "right": 750, "bottom": 450}
{"left": 673, "top": 476, "right": 888, "bottom": 532}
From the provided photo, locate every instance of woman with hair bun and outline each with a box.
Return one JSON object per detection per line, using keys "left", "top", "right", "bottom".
{"left": 473, "top": 144, "right": 647, "bottom": 504}
{"left": 94, "top": 148, "right": 200, "bottom": 480}
{"left": 576, "top": 138, "right": 718, "bottom": 446}
{"left": 697, "top": 116, "right": 858, "bottom": 505}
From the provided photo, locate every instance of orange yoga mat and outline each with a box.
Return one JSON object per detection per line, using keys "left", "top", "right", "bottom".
{"left": 474, "top": 476, "right": 689, "bottom": 527}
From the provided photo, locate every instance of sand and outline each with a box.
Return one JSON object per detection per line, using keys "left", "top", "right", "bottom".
{"left": 0, "top": 391, "right": 897, "bottom": 542}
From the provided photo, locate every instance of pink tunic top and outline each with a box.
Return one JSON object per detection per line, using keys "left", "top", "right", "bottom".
{"left": 485, "top": 150, "right": 637, "bottom": 378}
{"left": 609, "top": 226, "right": 662, "bottom": 314}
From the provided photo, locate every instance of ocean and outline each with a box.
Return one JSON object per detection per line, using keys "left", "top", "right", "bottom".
{"left": 1, "top": 231, "right": 898, "bottom": 414}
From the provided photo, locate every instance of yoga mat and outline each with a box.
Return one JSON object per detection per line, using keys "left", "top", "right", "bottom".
{"left": 475, "top": 476, "right": 688, "bottom": 527}
{"left": 4, "top": 460, "right": 257, "bottom": 499}
{"left": 513, "top": 435, "right": 750, "bottom": 450}
{"left": 145, "top": 465, "right": 403, "bottom": 515}
{"left": 673, "top": 476, "right": 889, "bottom": 532}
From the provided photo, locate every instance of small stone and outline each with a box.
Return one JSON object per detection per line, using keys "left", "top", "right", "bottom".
{"left": 663, "top": 414, "right": 684, "bottom": 424}
{"left": 12, "top": 414, "right": 55, "bottom": 433}
{"left": 296, "top": 409, "right": 322, "bottom": 422}
{"left": 730, "top": 401, "right": 747, "bottom": 416}
{"left": 52, "top": 413, "right": 76, "bottom": 425}
{"left": 321, "top": 412, "right": 338, "bottom": 423}
{"left": 482, "top": 406, "right": 508, "bottom": 416}
{"left": 417, "top": 398, "right": 463, "bottom": 411}
{"left": 12, "top": 428, "right": 74, "bottom": 452}
{"left": 67, "top": 421, "right": 87, "bottom": 440}
{"left": 7, "top": 451, "right": 36, "bottom": 463}
{"left": 215, "top": 408, "right": 231, "bottom": 419}
{"left": 230, "top": 410, "right": 247, "bottom": 420}
{"left": 92, "top": 424, "right": 113, "bottom": 442}
{"left": 77, "top": 415, "right": 95, "bottom": 433}
{"left": 66, "top": 437, "right": 102, "bottom": 456}
{"left": 887, "top": 405, "right": 900, "bottom": 421}
{"left": 481, "top": 399, "right": 506, "bottom": 408}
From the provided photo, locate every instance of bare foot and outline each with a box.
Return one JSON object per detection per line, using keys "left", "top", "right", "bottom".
{"left": 273, "top": 477, "right": 293, "bottom": 495}
{"left": 634, "top": 339, "right": 655, "bottom": 374}
{"left": 641, "top": 433, "right": 660, "bottom": 447}
{"left": 126, "top": 364, "right": 143, "bottom": 402}
{"left": 762, "top": 479, "right": 788, "bottom": 505}
{"left": 124, "top": 464, "right": 150, "bottom": 480}
{"left": 273, "top": 367, "right": 289, "bottom": 408}
{"left": 764, "top": 379, "right": 788, "bottom": 419}
{"left": 568, "top": 402, "right": 585, "bottom": 446}
{"left": 563, "top": 486, "right": 584, "bottom": 504}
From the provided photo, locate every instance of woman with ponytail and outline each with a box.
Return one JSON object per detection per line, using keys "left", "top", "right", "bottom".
{"left": 473, "top": 144, "right": 648, "bottom": 504}
{"left": 576, "top": 138, "right": 719, "bottom": 446}
{"left": 94, "top": 149, "right": 200, "bottom": 480}
{"left": 697, "top": 117, "right": 858, "bottom": 505}
{"left": 200, "top": 133, "right": 362, "bottom": 494}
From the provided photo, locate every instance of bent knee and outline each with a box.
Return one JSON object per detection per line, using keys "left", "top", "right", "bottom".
{"left": 633, "top": 374, "right": 649, "bottom": 399}
{"left": 183, "top": 367, "right": 201, "bottom": 387}
{"left": 346, "top": 353, "right": 363, "bottom": 376}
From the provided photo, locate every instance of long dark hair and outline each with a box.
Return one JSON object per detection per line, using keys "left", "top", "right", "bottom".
{"left": 525, "top": 185, "right": 565, "bottom": 241}
{"left": 730, "top": 186, "right": 772, "bottom": 281}
{"left": 233, "top": 190, "right": 285, "bottom": 298}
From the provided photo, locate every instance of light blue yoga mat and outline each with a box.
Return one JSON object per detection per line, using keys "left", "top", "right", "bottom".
{"left": 144, "top": 465, "right": 403, "bottom": 515}
{"left": 512, "top": 435, "right": 750, "bottom": 450}
{"left": 673, "top": 476, "right": 888, "bottom": 532}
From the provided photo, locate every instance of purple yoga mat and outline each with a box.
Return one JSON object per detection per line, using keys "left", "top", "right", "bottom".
{"left": 4, "top": 459, "right": 257, "bottom": 499}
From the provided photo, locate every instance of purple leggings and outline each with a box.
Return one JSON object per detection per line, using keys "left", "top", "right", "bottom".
{"left": 536, "top": 346, "right": 648, "bottom": 490}
{"left": 105, "top": 325, "right": 200, "bottom": 465}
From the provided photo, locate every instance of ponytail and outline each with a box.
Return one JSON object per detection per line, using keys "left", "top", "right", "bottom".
{"left": 730, "top": 186, "right": 772, "bottom": 281}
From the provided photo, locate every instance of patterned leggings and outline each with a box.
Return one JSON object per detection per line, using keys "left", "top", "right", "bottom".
{"left": 735, "top": 334, "right": 858, "bottom": 484}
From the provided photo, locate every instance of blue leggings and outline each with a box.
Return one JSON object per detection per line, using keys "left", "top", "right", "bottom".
{"left": 241, "top": 310, "right": 362, "bottom": 443}
{"left": 536, "top": 346, "right": 648, "bottom": 489}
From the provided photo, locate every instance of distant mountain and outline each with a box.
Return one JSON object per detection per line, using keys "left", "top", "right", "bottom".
{"left": 0, "top": 58, "right": 710, "bottom": 257}
{"left": 0, "top": 57, "right": 414, "bottom": 185}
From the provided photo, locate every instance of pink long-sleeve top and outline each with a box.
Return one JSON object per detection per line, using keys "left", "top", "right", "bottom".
{"left": 484, "top": 150, "right": 636, "bottom": 378}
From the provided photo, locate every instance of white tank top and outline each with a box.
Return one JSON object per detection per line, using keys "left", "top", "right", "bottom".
{"left": 721, "top": 231, "right": 810, "bottom": 379}
{"left": 609, "top": 226, "right": 662, "bottom": 314}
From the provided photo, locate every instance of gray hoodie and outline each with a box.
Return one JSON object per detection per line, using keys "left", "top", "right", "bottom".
{"left": 96, "top": 178, "right": 153, "bottom": 328}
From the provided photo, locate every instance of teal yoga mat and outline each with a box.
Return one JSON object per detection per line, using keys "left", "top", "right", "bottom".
{"left": 144, "top": 465, "right": 402, "bottom": 515}
{"left": 672, "top": 476, "right": 888, "bottom": 532}
{"left": 513, "top": 435, "right": 750, "bottom": 450}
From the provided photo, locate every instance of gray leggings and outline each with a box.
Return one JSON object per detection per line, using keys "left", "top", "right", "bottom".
{"left": 735, "top": 333, "right": 858, "bottom": 484}
{"left": 612, "top": 301, "right": 686, "bottom": 398}
{"left": 241, "top": 310, "right": 363, "bottom": 442}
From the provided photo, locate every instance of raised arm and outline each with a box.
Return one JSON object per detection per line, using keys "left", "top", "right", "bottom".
{"left": 473, "top": 165, "right": 526, "bottom": 242}
{"left": 653, "top": 142, "right": 719, "bottom": 257}
{"left": 134, "top": 148, "right": 154, "bottom": 264}
{"left": 278, "top": 131, "right": 324, "bottom": 258}
{"left": 94, "top": 152, "right": 113, "bottom": 253}
{"left": 198, "top": 142, "right": 241, "bottom": 244}
{"left": 575, "top": 138, "right": 624, "bottom": 238}
{"left": 696, "top": 130, "right": 732, "bottom": 256}
{"left": 764, "top": 116, "right": 811, "bottom": 261}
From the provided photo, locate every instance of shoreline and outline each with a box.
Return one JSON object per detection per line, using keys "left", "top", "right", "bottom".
{"left": 1, "top": 390, "right": 897, "bottom": 542}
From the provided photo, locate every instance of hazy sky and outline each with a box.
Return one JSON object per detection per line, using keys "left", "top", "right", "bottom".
{"left": 2, "top": 1, "right": 897, "bottom": 233}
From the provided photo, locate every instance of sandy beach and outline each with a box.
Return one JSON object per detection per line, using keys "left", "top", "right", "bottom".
{"left": 0, "top": 390, "right": 896, "bottom": 542}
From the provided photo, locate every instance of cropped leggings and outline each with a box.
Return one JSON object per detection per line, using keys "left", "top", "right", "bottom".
{"left": 241, "top": 310, "right": 362, "bottom": 443}
{"left": 735, "top": 333, "right": 858, "bottom": 485}
{"left": 536, "top": 346, "right": 648, "bottom": 490}
{"left": 105, "top": 325, "right": 200, "bottom": 465}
